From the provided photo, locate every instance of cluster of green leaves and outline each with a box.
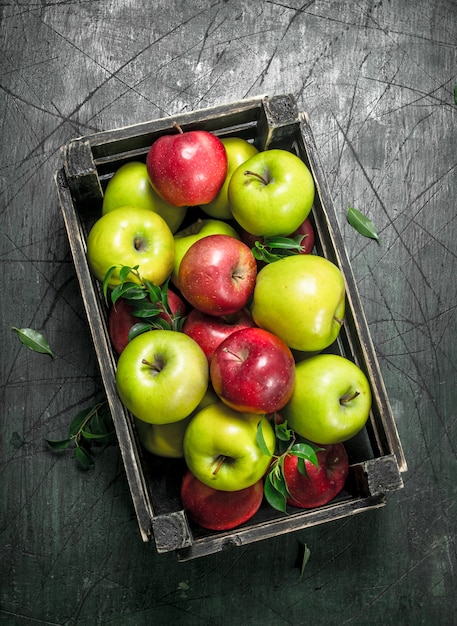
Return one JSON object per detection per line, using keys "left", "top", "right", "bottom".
{"left": 46, "top": 401, "right": 115, "bottom": 468}
{"left": 251, "top": 234, "right": 307, "bottom": 263}
{"left": 103, "top": 264, "right": 186, "bottom": 340}
{"left": 256, "top": 417, "right": 322, "bottom": 513}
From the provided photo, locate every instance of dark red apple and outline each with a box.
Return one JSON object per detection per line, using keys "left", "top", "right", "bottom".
{"left": 182, "top": 308, "right": 255, "bottom": 364}
{"left": 284, "top": 443, "right": 349, "bottom": 509}
{"left": 178, "top": 234, "right": 257, "bottom": 317}
{"left": 108, "top": 289, "right": 187, "bottom": 354}
{"left": 181, "top": 470, "right": 264, "bottom": 531}
{"left": 210, "top": 327, "right": 295, "bottom": 414}
{"left": 146, "top": 125, "right": 227, "bottom": 207}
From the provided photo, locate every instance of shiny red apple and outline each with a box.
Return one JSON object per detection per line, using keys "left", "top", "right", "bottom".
{"left": 182, "top": 307, "right": 255, "bottom": 364}
{"left": 108, "top": 289, "right": 187, "bottom": 354}
{"left": 181, "top": 470, "right": 264, "bottom": 531}
{"left": 146, "top": 125, "right": 227, "bottom": 207}
{"left": 284, "top": 443, "right": 349, "bottom": 509}
{"left": 210, "top": 327, "right": 295, "bottom": 414}
{"left": 178, "top": 234, "right": 257, "bottom": 316}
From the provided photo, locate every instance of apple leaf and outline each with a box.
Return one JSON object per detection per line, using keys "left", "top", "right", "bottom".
{"left": 251, "top": 234, "right": 306, "bottom": 263}
{"left": 128, "top": 322, "right": 153, "bottom": 341}
{"left": 256, "top": 421, "right": 273, "bottom": 456}
{"left": 299, "top": 543, "right": 311, "bottom": 580}
{"left": 275, "top": 419, "right": 293, "bottom": 442}
{"left": 290, "top": 442, "right": 321, "bottom": 467}
{"left": 12, "top": 327, "right": 54, "bottom": 357}
{"left": 46, "top": 400, "right": 115, "bottom": 468}
{"left": 264, "top": 473, "right": 287, "bottom": 513}
{"left": 347, "top": 207, "right": 380, "bottom": 242}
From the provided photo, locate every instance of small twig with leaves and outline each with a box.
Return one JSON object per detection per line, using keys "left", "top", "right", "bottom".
{"left": 103, "top": 264, "right": 186, "bottom": 341}
{"left": 256, "top": 417, "right": 322, "bottom": 513}
{"left": 251, "top": 234, "right": 307, "bottom": 264}
{"left": 46, "top": 401, "right": 115, "bottom": 468}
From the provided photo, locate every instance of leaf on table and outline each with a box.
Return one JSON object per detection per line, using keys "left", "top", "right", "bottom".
{"left": 347, "top": 206, "right": 380, "bottom": 242}
{"left": 300, "top": 543, "right": 311, "bottom": 580}
{"left": 12, "top": 327, "right": 54, "bottom": 357}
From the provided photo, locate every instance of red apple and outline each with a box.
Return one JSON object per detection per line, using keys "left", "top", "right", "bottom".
{"left": 181, "top": 470, "right": 264, "bottom": 531}
{"left": 178, "top": 234, "right": 257, "bottom": 316}
{"left": 284, "top": 443, "right": 349, "bottom": 509}
{"left": 108, "top": 289, "right": 187, "bottom": 354}
{"left": 210, "top": 327, "right": 295, "bottom": 414}
{"left": 146, "top": 125, "right": 227, "bottom": 207}
{"left": 182, "top": 308, "right": 255, "bottom": 363}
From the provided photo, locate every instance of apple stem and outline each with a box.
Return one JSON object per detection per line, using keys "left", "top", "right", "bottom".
{"left": 212, "top": 455, "right": 226, "bottom": 475}
{"left": 142, "top": 358, "right": 163, "bottom": 374}
{"left": 173, "top": 121, "right": 184, "bottom": 134}
{"left": 244, "top": 170, "right": 269, "bottom": 186}
{"left": 340, "top": 390, "right": 360, "bottom": 405}
{"left": 334, "top": 316, "right": 344, "bottom": 326}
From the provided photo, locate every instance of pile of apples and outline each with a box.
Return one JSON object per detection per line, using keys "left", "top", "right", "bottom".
{"left": 86, "top": 124, "right": 372, "bottom": 531}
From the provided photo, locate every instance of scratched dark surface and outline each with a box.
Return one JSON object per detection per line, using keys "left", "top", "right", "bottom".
{"left": 1, "top": 1, "right": 456, "bottom": 624}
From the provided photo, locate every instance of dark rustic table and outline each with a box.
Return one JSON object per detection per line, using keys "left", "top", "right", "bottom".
{"left": 1, "top": 2, "right": 456, "bottom": 624}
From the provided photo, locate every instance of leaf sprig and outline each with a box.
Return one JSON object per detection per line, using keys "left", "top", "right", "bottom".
{"left": 12, "top": 327, "right": 54, "bottom": 357}
{"left": 46, "top": 401, "right": 115, "bottom": 468}
{"left": 257, "top": 417, "right": 322, "bottom": 513}
{"left": 103, "top": 265, "right": 186, "bottom": 339}
{"left": 251, "top": 234, "right": 307, "bottom": 263}
{"left": 347, "top": 206, "right": 380, "bottom": 242}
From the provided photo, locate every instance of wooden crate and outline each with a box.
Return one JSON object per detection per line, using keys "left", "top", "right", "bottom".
{"left": 55, "top": 94, "right": 407, "bottom": 561}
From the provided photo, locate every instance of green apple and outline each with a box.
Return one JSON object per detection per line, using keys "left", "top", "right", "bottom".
{"left": 281, "top": 354, "right": 372, "bottom": 444}
{"left": 171, "top": 218, "right": 240, "bottom": 286}
{"left": 116, "top": 329, "right": 209, "bottom": 424}
{"left": 228, "top": 149, "right": 315, "bottom": 237}
{"left": 87, "top": 206, "right": 175, "bottom": 290}
{"left": 102, "top": 161, "right": 187, "bottom": 233}
{"left": 251, "top": 254, "right": 345, "bottom": 352}
{"left": 134, "top": 386, "right": 219, "bottom": 458}
{"left": 201, "top": 138, "right": 259, "bottom": 220}
{"left": 183, "top": 401, "right": 275, "bottom": 491}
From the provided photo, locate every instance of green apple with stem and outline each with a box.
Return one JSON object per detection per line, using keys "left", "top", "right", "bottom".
{"left": 228, "top": 148, "right": 315, "bottom": 237}
{"left": 116, "top": 329, "right": 209, "bottom": 424}
{"left": 251, "top": 254, "right": 345, "bottom": 352}
{"left": 87, "top": 207, "right": 175, "bottom": 290}
{"left": 201, "top": 137, "right": 259, "bottom": 220}
{"left": 183, "top": 401, "right": 275, "bottom": 491}
{"left": 102, "top": 161, "right": 187, "bottom": 233}
{"left": 171, "top": 218, "right": 240, "bottom": 287}
{"left": 282, "top": 354, "right": 372, "bottom": 444}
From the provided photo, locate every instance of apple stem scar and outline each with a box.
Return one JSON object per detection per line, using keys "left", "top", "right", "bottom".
{"left": 340, "top": 390, "right": 360, "bottom": 405}
{"left": 212, "top": 455, "right": 226, "bottom": 475}
{"left": 244, "top": 170, "right": 269, "bottom": 186}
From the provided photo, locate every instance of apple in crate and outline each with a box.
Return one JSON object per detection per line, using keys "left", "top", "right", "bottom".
{"left": 109, "top": 288, "right": 187, "bottom": 354}
{"left": 284, "top": 443, "right": 349, "bottom": 509}
{"left": 178, "top": 234, "right": 257, "bottom": 316}
{"left": 210, "top": 327, "right": 295, "bottom": 414}
{"left": 251, "top": 254, "right": 345, "bottom": 352}
{"left": 183, "top": 402, "right": 275, "bottom": 491}
{"left": 181, "top": 471, "right": 264, "bottom": 531}
{"left": 182, "top": 308, "right": 255, "bottom": 364}
{"left": 282, "top": 354, "right": 372, "bottom": 444}
{"left": 228, "top": 148, "right": 315, "bottom": 237}
{"left": 172, "top": 218, "right": 240, "bottom": 287}
{"left": 201, "top": 137, "right": 259, "bottom": 220}
{"left": 102, "top": 161, "right": 187, "bottom": 233}
{"left": 146, "top": 124, "right": 227, "bottom": 207}
{"left": 86, "top": 207, "right": 175, "bottom": 290}
{"left": 115, "top": 329, "right": 208, "bottom": 424}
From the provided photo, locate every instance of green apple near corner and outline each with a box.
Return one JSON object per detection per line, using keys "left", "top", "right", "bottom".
{"left": 281, "top": 354, "right": 372, "bottom": 444}
{"left": 183, "top": 402, "right": 275, "bottom": 491}
{"left": 251, "top": 254, "right": 345, "bottom": 352}
{"left": 171, "top": 218, "right": 240, "bottom": 286}
{"left": 134, "top": 386, "right": 219, "bottom": 458}
{"left": 116, "top": 329, "right": 209, "bottom": 425}
{"left": 201, "top": 138, "right": 259, "bottom": 220}
{"left": 228, "top": 148, "right": 315, "bottom": 237}
{"left": 86, "top": 206, "right": 175, "bottom": 290}
{"left": 102, "top": 161, "right": 187, "bottom": 233}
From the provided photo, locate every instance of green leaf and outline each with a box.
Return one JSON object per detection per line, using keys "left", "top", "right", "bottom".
{"left": 45, "top": 437, "right": 72, "bottom": 450}
{"left": 12, "top": 327, "right": 54, "bottom": 357}
{"left": 256, "top": 420, "right": 272, "bottom": 456}
{"left": 347, "top": 206, "right": 380, "bottom": 242}
{"left": 128, "top": 322, "right": 152, "bottom": 341}
{"left": 299, "top": 543, "right": 311, "bottom": 580}
{"left": 81, "top": 430, "right": 113, "bottom": 441}
{"left": 69, "top": 407, "right": 93, "bottom": 437}
{"left": 119, "top": 265, "right": 136, "bottom": 283}
{"left": 75, "top": 445, "right": 94, "bottom": 468}
{"left": 275, "top": 419, "right": 293, "bottom": 442}
{"left": 103, "top": 265, "right": 119, "bottom": 303}
{"left": 264, "top": 474, "right": 287, "bottom": 513}
{"left": 290, "top": 442, "right": 320, "bottom": 466}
